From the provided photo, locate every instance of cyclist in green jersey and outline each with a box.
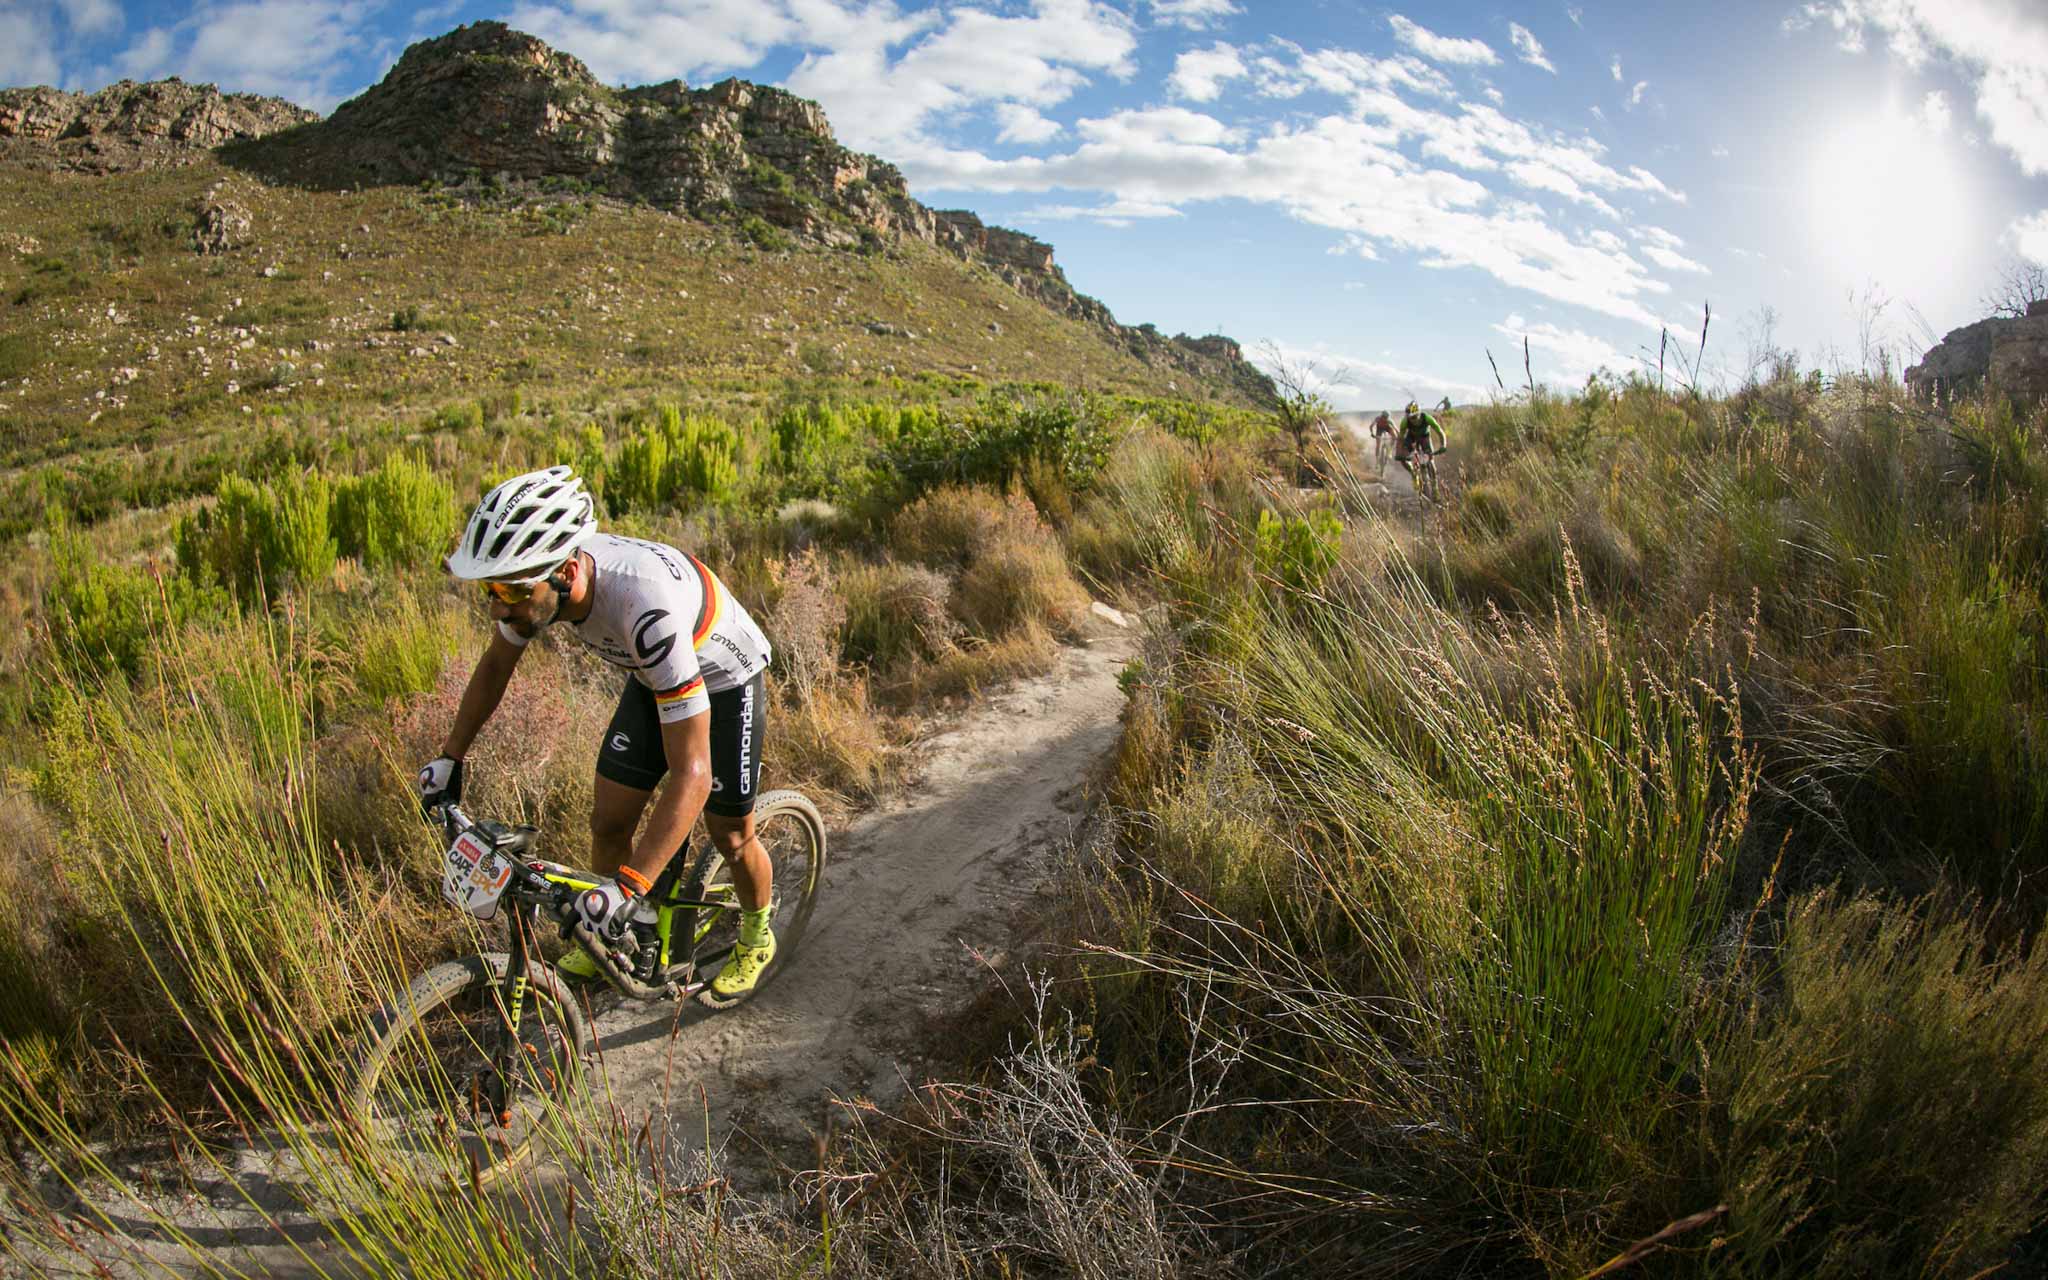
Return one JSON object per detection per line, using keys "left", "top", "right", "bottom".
{"left": 1393, "top": 401, "right": 1447, "bottom": 477}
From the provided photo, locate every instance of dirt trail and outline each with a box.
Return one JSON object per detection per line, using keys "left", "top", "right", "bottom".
{"left": 26, "top": 623, "right": 1137, "bottom": 1276}
{"left": 1335, "top": 411, "right": 1420, "bottom": 501}
{"left": 585, "top": 619, "right": 1134, "bottom": 1181}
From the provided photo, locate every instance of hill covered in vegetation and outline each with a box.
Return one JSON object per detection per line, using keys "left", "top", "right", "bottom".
{"left": 0, "top": 20, "right": 1270, "bottom": 526}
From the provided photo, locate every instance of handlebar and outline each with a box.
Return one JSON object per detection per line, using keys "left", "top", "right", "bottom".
{"left": 430, "top": 802, "right": 565, "bottom": 905}
{"left": 429, "top": 802, "right": 683, "bottom": 1001}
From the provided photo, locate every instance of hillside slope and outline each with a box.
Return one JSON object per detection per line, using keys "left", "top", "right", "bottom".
{"left": 0, "top": 22, "right": 1272, "bottom": 472}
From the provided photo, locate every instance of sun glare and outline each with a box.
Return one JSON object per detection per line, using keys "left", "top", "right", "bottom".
{"left": 1806, "top": 104, "right": 1976, "bottom": 292}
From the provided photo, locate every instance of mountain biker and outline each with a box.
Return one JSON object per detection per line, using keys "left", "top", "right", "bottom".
{"left": 418, "top": 466, "right": 779, "bottom": 1003}
{"left": 1368, "top": 409, "right": 1395, "bottom": 469}
{"left": 1393, "top": 401, "right": 1447, "bottom": 477}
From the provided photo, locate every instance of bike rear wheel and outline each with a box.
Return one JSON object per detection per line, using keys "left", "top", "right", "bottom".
{"left": 680, "top": 789, "right": 827, "bottom": 1010}
{"left": 349, "top": 951, "right": 589, "bottom": 1189}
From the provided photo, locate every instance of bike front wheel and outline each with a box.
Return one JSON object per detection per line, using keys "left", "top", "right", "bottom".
{"left": 680, "top": 789, "right": 828, "bottom": 1010}
{"left": 348, "top": 950, "right": 590, "bottom": 1189}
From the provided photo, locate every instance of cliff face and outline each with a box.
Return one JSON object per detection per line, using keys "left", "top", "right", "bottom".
{"left": 1906, "top": 300, "right": 2048, "bottom": 404}
{"left": 228, "top": 22, "right": 1274, "bottom": 402}
{"left": 0, "top": 78, "right": 313, "bottom": 173}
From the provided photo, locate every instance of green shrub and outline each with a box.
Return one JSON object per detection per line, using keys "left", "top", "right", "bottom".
{"left": 1253, "top": 508, "right": 1341, "bottom": 592}
{"left": 390, "top": 304, "right": 434, "bottom": 332}
{"left": 739, "top": 215, "right": 791, "bottom": 251}
{"left": 768, "top": 402, "right": 872, "bottom": 502}
{"left": 430, "top": 400, "right": 484, "bottom": 433}
{"left": 11, "top": 254, "right": 84, "bottom": 306}
{"left": 609, "top": 405, "right": 740, "bottom": 513}
{"left": 0, "top": 332, "right": 42, "bottom": 379}
{"left": 175, "top": 469, "right": 337, "bottom": 600}
{"left": 1706, "top": 891, "right": 2048, "bottom": 1276}
{"left": 887, "top": 393, "right": 1118, "bottom": 506}
{"left": 331, "top": 452, "right": 461, "bottom": 571}
{"left": 42, "top": 538, "right": 230, "bottom": 680}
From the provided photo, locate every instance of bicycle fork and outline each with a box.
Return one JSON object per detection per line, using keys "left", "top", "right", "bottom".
{"left": 479, "top": 906, "right": 542, "bottom": 1129}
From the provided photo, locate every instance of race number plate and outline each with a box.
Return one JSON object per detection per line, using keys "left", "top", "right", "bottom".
{"left": 440, "top": 829, "right": 512, "bottom": 921}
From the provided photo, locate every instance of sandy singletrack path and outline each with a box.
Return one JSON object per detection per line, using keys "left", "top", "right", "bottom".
{"left": 26, "top": 623, "right": 1137, "bottom": 1277}
{"left": 582, "top": 620, "right": 1135, "bottom": 1182}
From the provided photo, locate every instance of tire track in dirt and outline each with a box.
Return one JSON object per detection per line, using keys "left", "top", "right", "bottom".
{"left": 585, "top": 622, "right": 1136, "bottom": 1186}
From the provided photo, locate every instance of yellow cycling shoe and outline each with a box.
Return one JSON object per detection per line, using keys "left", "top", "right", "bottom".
{"left": 699, "top": 931, "right": 776, "bottom": 1008}
{"left": 555, "top": 946, "right": 603, "bottom": 984}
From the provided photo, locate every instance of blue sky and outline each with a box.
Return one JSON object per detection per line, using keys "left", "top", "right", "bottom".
{"left": 8, "top": 0, "right": 2047, "bottom": 408}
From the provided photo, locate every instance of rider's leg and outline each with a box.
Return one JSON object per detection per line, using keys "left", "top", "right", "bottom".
{"left": 703, "top": 812, "right": 771, "bottom": 912}
{"left": 702, "top": 674, "right": 774, "bottom": 1002}
{"left": 591, "top": 679, "right": 666, "bottom": 875}
{"left": 589, "top": 774, "right": 653, "bottom": 876}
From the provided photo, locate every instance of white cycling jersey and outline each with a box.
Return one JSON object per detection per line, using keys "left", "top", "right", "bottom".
{"left": 498, "top": 533, "right": 772, "bottom": 722}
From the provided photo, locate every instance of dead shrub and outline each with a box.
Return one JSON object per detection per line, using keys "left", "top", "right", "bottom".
{"left": 890, "top": 485, "right": 1043, "bottom": 569}
{"left": 899, "top": 620, "right": 1060, "bottom": 702}
{"left": 955, "top": 535, "right": 1091, "bottom": 641}
{"left": 387, "top": 637, "right": 612, "bottom": 852}
{"left": 766, "top": 675, "right": 899, "bottom": 814}
{"left": 766, "top": 547, "right": 845, "bottom": 708}
{"left": 838, "top": 557, "right": 960, "bottom": 671}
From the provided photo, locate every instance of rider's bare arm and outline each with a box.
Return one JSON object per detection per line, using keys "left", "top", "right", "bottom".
{"left": 440, "top": 630, "right": 527, "bottom": 759}
{"left": 623, "top": 710, "right": 714, "bottom": 887}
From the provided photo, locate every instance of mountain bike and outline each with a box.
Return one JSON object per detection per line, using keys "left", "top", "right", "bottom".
{"left": 1404, "top": 447, "right": 1444, "bottom": 503}
{"left": 348, "top": 791, "right": 827, "bottom": 1187}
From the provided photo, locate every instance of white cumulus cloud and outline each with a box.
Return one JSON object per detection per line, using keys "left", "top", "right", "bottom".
{"left": 58, "top": 0, "right": 123, "bottom": 39}
{"left": 1024, "top": 198, "right": 1183, "bottom": 226}
{"left": 1609, "top": 55, "right": 1621, "bottom": 80}
{"left": 1169, "top": 41, "right": 1247, "bottom": 101}
{"left": 2013, "top": 209, "right": 2048, "bottom": 266}
{"left": 1629, "top": 79, "right": 1648, "bottom": 107}
{"left": 779, "top": 0, "right": 1137, "bottom": 156}
{"left": 103, "top": 0, "right": 377, "bottom": 109}
{"left": 1792, "top": 0, "right": 2048, "bottom": 176}
{"left": 1922, "top": 88, "right": 1952, "bottom": 132}
{"left": 1388, "top": 14, "right": 1499, "bottom": 66}
{"left": 0, "top": 10, "right": 62, "bottom": 87}
{"left": 995, "top": 103, "right": 1063, "bottom": 144}
{"left": 1493, "top": 313, "right": 1630, "bottom": 381}
{"left": 1509, "top": 23, "right": 1556, "bottom": 73}
{"left": 1256, "top": 342, "right": 1492, "bottom": 408}
{"left": 1151, "top": 0, "right": 1239, "bottom": 30}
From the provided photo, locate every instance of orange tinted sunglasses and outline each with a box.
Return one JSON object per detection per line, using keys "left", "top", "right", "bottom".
{"left": 482, "top": 580, "right": 536, "bottom": 604}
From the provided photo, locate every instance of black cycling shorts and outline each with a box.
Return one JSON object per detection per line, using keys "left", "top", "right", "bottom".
{"left": 595, "top": 672, "right": 766, "bottom": 817}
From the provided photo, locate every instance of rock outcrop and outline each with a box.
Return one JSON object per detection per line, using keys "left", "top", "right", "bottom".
{"left": 228, "top": 22, "right": 1273, "bottom": 401}
{"left": 1907, "top": 299, "right": 2048, "bottom": 404}
{"left": 0, "top": 78, "right": 313, "bottom": 173}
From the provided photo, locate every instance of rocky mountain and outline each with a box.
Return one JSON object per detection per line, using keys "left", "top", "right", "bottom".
{"left": 0, "top": 78, "right": 314, "bottom": 174}
{"left": 0, "top": 22, "right": 1272, "bottom": 405}
{"left": 1906, "top": 299, "right": 2048, "bottom": 404}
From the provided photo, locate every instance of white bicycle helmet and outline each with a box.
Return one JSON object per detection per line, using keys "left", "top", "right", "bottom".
{"left": 445, "top": 465, "right": 597, "bottom": 582}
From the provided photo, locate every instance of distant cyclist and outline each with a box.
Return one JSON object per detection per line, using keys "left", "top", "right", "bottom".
{"left": 1369, "top": 410, "right": 1395, "bottom": 468}
{"left": 1393, "top": 401, "right": 1447, "bottom": 480}
{"left": 418, "top": 466, "right": 780, "bottom": 1003}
